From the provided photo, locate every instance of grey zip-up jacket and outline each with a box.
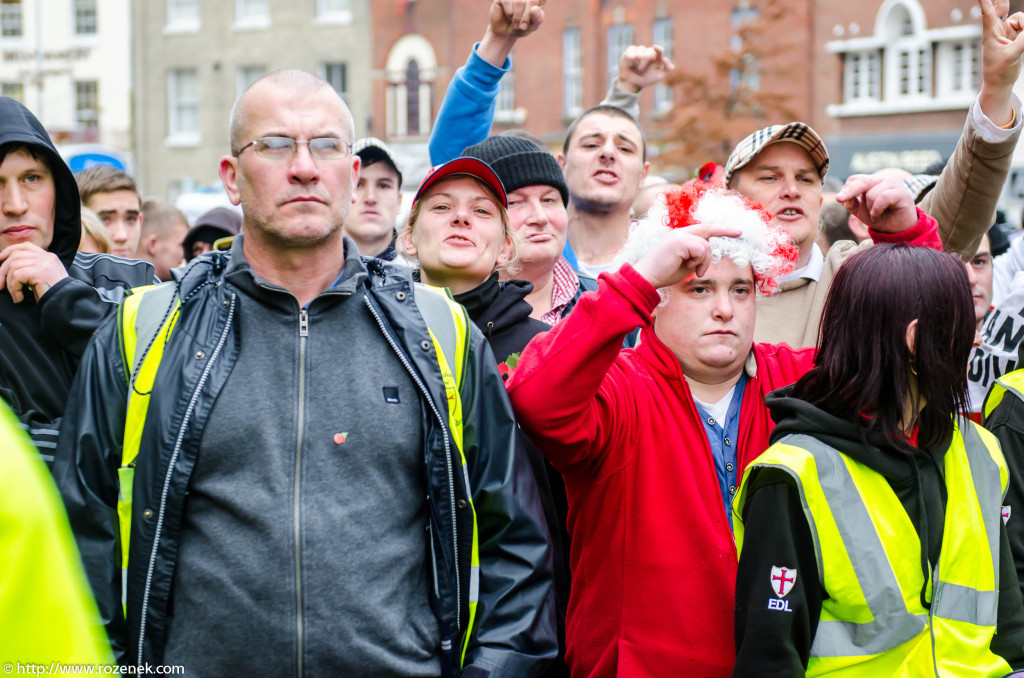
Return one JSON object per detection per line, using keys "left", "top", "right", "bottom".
{"left": 53, "top": 238, "right": 557, "bottom": 677}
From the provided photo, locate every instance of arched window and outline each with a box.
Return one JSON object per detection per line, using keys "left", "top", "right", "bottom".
{"left": 878, "top": 0, "right": 931, "bottom": 101}
{"left": 385, "top": 35, "right": 437, "bottom": 138}
{"left": 405, "top": 60, "right": 420, "bottom": 136}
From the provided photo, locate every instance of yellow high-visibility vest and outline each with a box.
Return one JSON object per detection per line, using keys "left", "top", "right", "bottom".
{"left": 734, "top": 418, "right": 1010, "bottom": 677}
{"left": 0, "top": 402, "right": 113, "bottom": 666}
{"left": 983, "top": 368, "right": 1024, "bottom": 420}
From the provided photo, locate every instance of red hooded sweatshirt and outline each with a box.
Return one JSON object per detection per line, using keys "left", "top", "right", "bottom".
{"left": 508, "top": 263, "right": 815, "bottom": 677}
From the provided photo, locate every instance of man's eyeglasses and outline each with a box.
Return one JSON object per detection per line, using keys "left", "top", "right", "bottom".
{"left": 236, "top": 136, "right": 353, "bottom": 160}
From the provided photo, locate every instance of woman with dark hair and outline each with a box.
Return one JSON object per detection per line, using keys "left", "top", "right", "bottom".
{"left": 732, "top": 243, "right": 1024, "bottom": 676}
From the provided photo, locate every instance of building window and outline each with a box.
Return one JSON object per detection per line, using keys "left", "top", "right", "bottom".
{"left": 729, "top": 6, "right": 760, "bottom": 92}
{"left": 319, "top": 62, "right": 347, "bottom": 99}
{"left": 166, "top": 0, "right": 199, "bottom": 31}
{"left": 405, "top": 60, "right": 421, "bottom": 137}
{"left": 236, "top": 65, "right": 264, "bottom": 96}
{"left": 652, "top": 18, "right": 673, "bottom": 112}
{"left": 385, "top": 34, "right": 436, "bottom": 137}
{"left": 607, "top": 24, "right": 634, "bottom": 90}
{"left": 828, "top": 0, "right": 977, "bottom": 116}
{"left": 316, "top": 0, "right": 351, "bottom": 23}
{"left": 843, "top": 50, "right": 881, "bottom": 102}
{"left": 2, "top": 81, "right": 22, "bottom": 101}
{"left": 74, "top": 0, "right": 97, "bottom": 34}
{"left": 562, "top": 28, "right": 582, "bottom": 118}
{"left": 167, "top": 69, "right": 199, "bottom": 143}
{"left": 494, "top": 67, "right": 518, "bottom": 123}
{"left": 1, "top": 0, "right": 22, "bottom": 38}
{"left": 75, "top": 80, "right": 99, "bottom": 133}
{"left": 235, "top": 0, "right": 269, "bottom": 28}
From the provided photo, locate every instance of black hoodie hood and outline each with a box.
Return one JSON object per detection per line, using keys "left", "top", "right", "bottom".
{"left": 766, "top": 386, "right": 950, "bottom": 483}
{"left": 452, "top": 273, "right": 549, "bottom": 364}
{"left": 0, "top": 96, "right": 81, "bottom": 268}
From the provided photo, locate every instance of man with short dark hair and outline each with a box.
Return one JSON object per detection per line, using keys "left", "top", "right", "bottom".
{"left": 343, "top": 137, "right": 405, "bottom": 260}
{"left": 76, "top": 166, "right": 143, "bottom": 258}
{"left": 56, "top": 69, "right": 556, "bottom": 675}
{"left": 138, "top": 199, "right": 188, "bottom": 281}
{"left": 0, "top": 97, "right": 153, "bottom": 458}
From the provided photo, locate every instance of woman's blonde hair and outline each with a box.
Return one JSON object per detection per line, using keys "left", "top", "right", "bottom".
{"left": 398, "top": 174, "right": 523, "bottom": 277}
{"left": 79, "top": 206, "right": 111, "bottom": 254}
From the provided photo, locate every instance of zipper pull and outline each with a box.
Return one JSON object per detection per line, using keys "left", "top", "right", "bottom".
{"left": 299, "top": 309, "right": 309, "bottom": 337}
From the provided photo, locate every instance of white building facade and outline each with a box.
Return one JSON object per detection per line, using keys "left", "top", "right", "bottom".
{"left": 0, "top": 0, "right": 131, "bottom": 150}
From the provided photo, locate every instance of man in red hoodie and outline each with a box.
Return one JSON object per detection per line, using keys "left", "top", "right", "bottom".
{"left": 507, "top": 181, "right": 941, "bottom": 677}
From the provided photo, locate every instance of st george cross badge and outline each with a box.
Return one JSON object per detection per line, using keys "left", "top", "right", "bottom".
{"left": 770, "top": 566, "right": 797, "bottom": 598}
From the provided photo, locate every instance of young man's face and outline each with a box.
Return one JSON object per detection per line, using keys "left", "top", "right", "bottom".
{"left": 0, "top": 148, "right": 56, "bottom": 251}
{"left": 966, "top": 233, "right": 994, "bottom": 327}
{"left": 149, "top": 218, "right": 188, "bottom": 281}
{"left": 731, "top": 142, "right": 823, "bottom": 257}
{"left": 86, "top": 189, "right": 142, "bottom": 258}
{"left": 653, "top": 257, "right": 757, "bottom": 385}
{"left": 559, "top": 112, "right": 648, "bottom": 215}
{"left": 345, "top": 160, "right": 402, "bottom": 255}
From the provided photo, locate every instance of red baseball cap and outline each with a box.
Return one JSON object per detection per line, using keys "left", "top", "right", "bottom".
{"left": 413, "top": 157, "right": 508, "bottom": 208}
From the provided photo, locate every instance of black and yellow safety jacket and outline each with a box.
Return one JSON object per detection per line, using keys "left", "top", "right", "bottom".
{"left": 54, "top": 244, "right": 557, "bottom": 677}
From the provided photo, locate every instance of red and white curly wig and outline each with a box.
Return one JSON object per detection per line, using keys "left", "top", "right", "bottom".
{"left": 614, "top": 181, "right": 798, "bottom": 296}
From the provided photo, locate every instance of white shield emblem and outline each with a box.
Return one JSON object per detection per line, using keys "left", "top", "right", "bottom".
{"left": 1003, "top": 506, "right": 1012, "bottom": 524}
{"left": 770, "top": 566, "right": 797, "bottom": 598}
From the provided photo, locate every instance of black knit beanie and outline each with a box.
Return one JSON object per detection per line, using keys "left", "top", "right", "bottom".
{"left": 461, "top": 136, "right": 569, "bottom": 206}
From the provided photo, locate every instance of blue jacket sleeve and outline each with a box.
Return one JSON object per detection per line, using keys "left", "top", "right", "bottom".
{"left": 428, "top": 44, "right": 511, "bottom": 165}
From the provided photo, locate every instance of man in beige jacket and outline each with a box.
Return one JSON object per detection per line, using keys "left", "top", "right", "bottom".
{"left": 728, "top": 0, "right": 1024, "bottom": 347}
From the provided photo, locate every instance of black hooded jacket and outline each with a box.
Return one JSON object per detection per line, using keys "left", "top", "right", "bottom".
{"left": 453, "top": 274, "right": 550, "bottom": 365}
{"left": 0, "top": 96, "right": 154, "bottom": 458}
{"left": 732, "top": 387, "right": 1024, "bottom": 676}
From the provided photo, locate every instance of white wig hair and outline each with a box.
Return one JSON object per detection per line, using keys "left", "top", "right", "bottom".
{"left": 613, "top": 183, "right": 797, "bottom": 296}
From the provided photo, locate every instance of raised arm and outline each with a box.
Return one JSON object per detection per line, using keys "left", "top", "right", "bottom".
{"left": 600, "top": 44, "right": 676, "bottom": 119}
{"left": 919, "top": 0, "right": 1024, "bottom": 258}
{"left": 508, "top": 224, "right": 737, "bottom": 474}
{"left": 428, "top": 0, "right": 545, "bottom": 164}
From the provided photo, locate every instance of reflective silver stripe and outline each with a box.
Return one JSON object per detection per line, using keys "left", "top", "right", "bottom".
{"left": 932, "top": 581, "right": 998, "bottom": 626}
{"left": 780, "top": 434, "right": 926, "bottom": 657}
{"left": 32, "top": 440, "right": 57, "bottom": 449}
{"left": 996, "top": 377, "right": 1024, "bottom": 405}
{"left": 959, "top": 418, "right": 1004, "bottom": 549}
{"left": 928, "top": 420, "right": 1002, "bottom": 626}
{"left": 29, "top": 427, "right": 59, "bottom": 436}
{"left": 468, "top": 565, "right": 480, "bottom": 603}
{"left": 414, "top": 285, "right": 460, "bottom": 376}
{"left": 131, "top": 283, "right": 179, "bottom": 377}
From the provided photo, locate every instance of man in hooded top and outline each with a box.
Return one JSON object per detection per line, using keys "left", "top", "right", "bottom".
{"left": 0, "top": 96, "right": 154, "bottom": 458}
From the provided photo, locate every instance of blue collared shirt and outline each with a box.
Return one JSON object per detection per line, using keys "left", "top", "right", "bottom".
{"left": 693, "top": 374, "right": 746, "bottom": 529}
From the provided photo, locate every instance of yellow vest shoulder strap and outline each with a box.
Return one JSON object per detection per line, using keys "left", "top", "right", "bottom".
{"left": 414, "top": 283, "right": 469, "bottom": 392}
{"left": 984, "top": 368, "right": 1024, "bottom": 420}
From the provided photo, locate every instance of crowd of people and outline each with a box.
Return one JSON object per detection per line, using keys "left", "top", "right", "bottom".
{"left": 8, "top": 0, "right": 1024, "bottom": 676}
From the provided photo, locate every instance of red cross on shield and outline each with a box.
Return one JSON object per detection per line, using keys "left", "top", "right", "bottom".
{"left": 771, "top": 566, "right": 797, "bottom": 598}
